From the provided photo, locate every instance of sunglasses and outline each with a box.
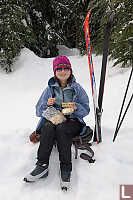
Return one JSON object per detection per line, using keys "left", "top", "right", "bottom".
{"left": 56, "top": 68, "right": 70, "bottom": 72}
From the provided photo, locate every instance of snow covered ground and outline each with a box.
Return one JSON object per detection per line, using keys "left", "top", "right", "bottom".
{"left": 0, "top": 47, "right": 133, "bottom": 200}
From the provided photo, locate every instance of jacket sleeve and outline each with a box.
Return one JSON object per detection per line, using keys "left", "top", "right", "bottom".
{"left": 74, "top": 84, "right": 90, "bottom": 118}
{"left": 36, "top": 87, "right": 52, "bottom": 117}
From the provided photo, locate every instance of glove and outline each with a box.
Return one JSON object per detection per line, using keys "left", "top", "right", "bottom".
{"left": 29, "top": 131, "right": 40, "bottom": 143}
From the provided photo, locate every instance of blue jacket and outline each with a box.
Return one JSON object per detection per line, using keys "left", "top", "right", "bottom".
{"left": 35, "top": 76, "right": 90, "bottom": 135}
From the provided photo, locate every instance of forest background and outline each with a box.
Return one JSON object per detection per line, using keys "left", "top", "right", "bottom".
{"left": 0, "top": 0, "right": 133, "bottom": 72}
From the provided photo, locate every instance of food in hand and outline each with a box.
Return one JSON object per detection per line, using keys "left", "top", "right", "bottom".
{"left": 62, "top": 108, "right": 74, "bottom": 115}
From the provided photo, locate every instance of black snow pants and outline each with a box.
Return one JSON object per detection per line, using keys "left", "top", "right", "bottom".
{"left": 37, "top": 119, "right": 83, "bottom": 172}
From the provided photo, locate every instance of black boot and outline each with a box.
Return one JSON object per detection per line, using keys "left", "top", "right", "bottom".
{"left": 60, "top": 168, "right": 71, "bottom": 191}
{"left": 23, "top": 163, "right": 48, "bottom": 182}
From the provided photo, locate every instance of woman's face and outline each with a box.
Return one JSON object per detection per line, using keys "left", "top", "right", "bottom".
{"left": 55, "top": 68, "right": 71, "bottom": 82}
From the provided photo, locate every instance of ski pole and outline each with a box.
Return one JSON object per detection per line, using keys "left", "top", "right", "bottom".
{"left": 113, "top": 67, "right": 133, "bottom": 142}
{"left": 114, "top": 93, "right": 133, "bottom": 137}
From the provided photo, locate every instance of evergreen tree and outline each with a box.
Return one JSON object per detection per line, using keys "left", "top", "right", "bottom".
{"left": 0, "top": 0, "right": 35, "bottom": 72}
{"left": 25, "top": 0, "right": 59, "bottom": 58}
{"left": 30, "top": 0, "right": 90, "bottom": 56}
{"left": 110, "top": 0, "right": 133, "bottom": 67}
{"left": 50, "top": 0, "right": 89, "bottom": 52}
{"left": 87, "top": 0, "right": 133, "bottom": 67}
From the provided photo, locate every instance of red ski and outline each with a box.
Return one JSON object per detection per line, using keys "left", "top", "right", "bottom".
{"left": 85, "top": 10, "right": 101, "bottom": 143}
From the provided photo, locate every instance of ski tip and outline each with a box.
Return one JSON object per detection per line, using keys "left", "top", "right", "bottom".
{"left": 87, "top": 9, "right": 92, "bottom": 16}
{"left": 85, "top": 9, "right": 92, "bottom": 21}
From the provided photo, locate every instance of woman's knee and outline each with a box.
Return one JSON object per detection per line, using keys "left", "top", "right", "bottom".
{"left": 41, "top": 121, "right": 55, "bottom": 136}
{"left": 56, "top": 123, "right": 67, "bottom": 134}
{"left": 56, "top": 124, "right": 73, "bottom": 140}
{"left": 42, "top": 120, "right": 54, "bottom": 129}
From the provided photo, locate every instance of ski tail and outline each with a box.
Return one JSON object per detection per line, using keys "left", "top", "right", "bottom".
{"left": 85, "top": 10, "right": 100, "bottom": 144}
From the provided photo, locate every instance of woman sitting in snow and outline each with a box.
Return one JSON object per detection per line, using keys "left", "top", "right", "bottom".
{"left": 24, "top": 56, "right": 90, "bottom": 189}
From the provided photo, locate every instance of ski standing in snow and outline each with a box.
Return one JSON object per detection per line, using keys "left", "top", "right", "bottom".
{"left": 85, "top": 10, "right": 113, "bottom": 143}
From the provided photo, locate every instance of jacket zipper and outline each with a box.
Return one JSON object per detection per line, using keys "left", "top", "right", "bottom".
{"left": 62, "top": 89, "right": 64, "bottom": 102}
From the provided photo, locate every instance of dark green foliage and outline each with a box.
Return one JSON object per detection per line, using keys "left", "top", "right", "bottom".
{"left": 24, "top": 0, "right": 59, "bottom": 58}
{"left": 110, "top": 0, "right": 133, "bottom": 67}
{"left": 29, "top": 0, "right": 90, "bottom": 57}
{"left": 87, "top": 0, "right": 133, "bottom": 67}
{"left": 0, "top": 0, "right": 35, "bottom": 72}
{"left": 0, "top": 0, "right": 90, "bottom": 72}
{"left": 1, "top": 0, "right": 132, "bottom": 73}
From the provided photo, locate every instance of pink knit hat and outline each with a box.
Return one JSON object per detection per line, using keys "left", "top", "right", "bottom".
{"left": 53, "top": 56, "right": 72, "bottom": 73}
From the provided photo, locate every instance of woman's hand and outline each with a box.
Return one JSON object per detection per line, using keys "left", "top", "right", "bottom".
{"left": 47, "top": 98, "right": 56, "bottom": 106}
{"left": 71, "top": 102, "right": 77, "bottom": 110}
